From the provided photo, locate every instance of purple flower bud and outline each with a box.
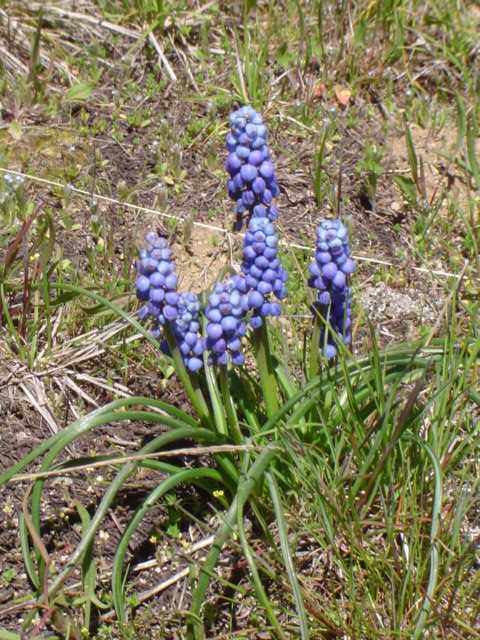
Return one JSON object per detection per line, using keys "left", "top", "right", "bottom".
{"left": 221, "top": 316, "right": 238, "bottom": 334}
{"left": 242, "top": 190, "right": 255, "bottom": 206}
{"left": 251, "top": 136, "right": 265, "bottom": 149}
{"left": 252, "top": 177, "right": 266, "bottom": 195}
{"left": 188, "top": 357, "right": 203, "bottom": 371}
{"left": 248, "top": 290, "right": 264, "bottom": 308}
{"left": 165, "top": 291, "right": 179, "bottom": 305}
{"left": 309, "top": 262, "right": 321, "bottom": 277}
{"left": 332, "top": 271, "right": 346, "bottom": 290}
{"left": 150, "top": 287, "right": 165, "bottom": 302}
{"left": 240, "top": 163, "right": 258, "bottom": 183}
{"left": 232, "top": 351, "right": 245, "bottom": 365}
{"left": 234, "top": 173, "right": 245, "bottom": 190}
{"left": 257, "top": 281, "right": 273, "bottom": 295}
{"left": 225, "top": 153, "right": 242, "bottom": 175}
{"left": 207, "top": 322, "right": 222, "bottom": 340}
{"left": 236, "top": 145, "right": 250, "bottom": 159}
{"left": 259, "top": 160, "right": 274, "bottom": 179}
{"left": 136, "top": 275, "right": 150, "bottom": 292}
{"left": 342, "top": 258, "right": 355, "bottom": 274}
{"left": 211, "top": 338, "right": 226, "bottom": 353}
{"left": 322, "top": 262, "right": 338, "bottom": 279}
{"left": 249, "top": 150, "right": 264, "bottom": 166}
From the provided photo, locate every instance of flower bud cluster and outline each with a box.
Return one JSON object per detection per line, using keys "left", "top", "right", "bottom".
{"left": 135, "top": 232, "right": 204, "bottom": 372}
{"left": 308, "top": 219, "right": 355, "bottom": 358}
{"left": 225, "top": 106, "right": 280, "bottom": 229}
{"left": 238, "top": 216, "right": 288, "bottom": 329}
{"left": 162, "top": 291, "right": 205, "bottom": 372}
{"left": 136, "top": 232, "right": 180, "bottom": 331}
{"left": 205, "top": 275, "right": 249, "bottom": 366}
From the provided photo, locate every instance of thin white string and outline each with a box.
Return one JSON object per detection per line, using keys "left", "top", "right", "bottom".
{"left": 0, "top": 166, "right": 469, "bottom": 281}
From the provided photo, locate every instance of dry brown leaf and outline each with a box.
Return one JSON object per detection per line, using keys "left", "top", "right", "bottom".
{"left": 311, "top": 82, "right": 327, "bottom": 102}
{"left": 334, "top": 84, "right": 352, "bottom": 107}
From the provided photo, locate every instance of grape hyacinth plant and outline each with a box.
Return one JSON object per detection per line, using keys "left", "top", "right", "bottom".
{"left": 308, "top": 219, "right": 355, "bottom": 360}
{"left": 1, "top": 105, "right": 365, "bottom": 640}
{"left": 225, "top": 106, "right": 281, "bottom": 229}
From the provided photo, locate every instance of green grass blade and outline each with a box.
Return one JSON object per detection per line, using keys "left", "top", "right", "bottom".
{"left": 454, "top": 91, "right": 466, "bottom": 153}
{"left": 409, "top": 437, "right": 443, "bottom": 640}
{"left": 267, "top": 471, "right": 309, "bottom": 640}
{"left": 466, "top": 118, "right": 480, "bottom": 189}
{"left": 0, "top": 629, "right": 22, "bottom": 640}
{"left": 188, "top": 445, "right": 279, "bottom": 639}
{"left": 405, "top": 123, "right": 419, "bottom": 193}
{"left": 0, "top": 396, "right": 200, "bottom": 485}
{"left": 235, "top": 497, "right": 287, "bottom": 639}
{"left": 75, "top": 500, "right": 95, "bottom": 631}
{"left": 18, "top": 512, "right": 40, "bottom": 590}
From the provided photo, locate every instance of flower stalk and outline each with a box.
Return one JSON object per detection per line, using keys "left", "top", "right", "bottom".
{"left": 253, "top": 320, "right": 279, "bottom": 419}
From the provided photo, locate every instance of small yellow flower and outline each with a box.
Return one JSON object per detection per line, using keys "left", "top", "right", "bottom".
{"left": 213, "top": 490, "right": 224, "bottom": 499}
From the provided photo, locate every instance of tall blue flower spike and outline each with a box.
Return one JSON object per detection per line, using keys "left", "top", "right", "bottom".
{"left": 308, "top": 219, "right": 355, "bottom": 358}
{"left": 225, "top": 106, "right": 280, "bottom": 229}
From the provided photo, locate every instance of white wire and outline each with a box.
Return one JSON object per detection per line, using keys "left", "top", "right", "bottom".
{"left": 0, "top": 166, "right": 469, "bottom": 280}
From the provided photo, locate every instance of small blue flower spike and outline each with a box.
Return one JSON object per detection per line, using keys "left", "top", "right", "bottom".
{"left": 136, "top": 232, "right": 205, "bottom": 371}
{"left": 205, "top": 275, "right": 249, "bottom": 365}
{"left": 308, "top": 219, "right": 355, "bottom": 357}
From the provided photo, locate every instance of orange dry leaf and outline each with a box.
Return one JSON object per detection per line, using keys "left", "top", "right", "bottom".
{"left": 311, "top": 82, "right": 327, "bottom": 101}
{"left": 334, "top": 84, "right": 352, "bottom": 107}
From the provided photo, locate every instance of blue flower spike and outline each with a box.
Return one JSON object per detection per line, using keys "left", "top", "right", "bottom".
{"left": 225, "top": 106, "right": 280, "bottom": 229}
{"left": 135, "top": 232, "right": 205, "bottom": 372}
{"left": 238, "top": 216, "right": 288, "bottom": 329}
{"left": 309, "top": 219, "right": 355, "bottom": 358}
{"left": 205, "top": 275, "right": 249, "bottom": 366}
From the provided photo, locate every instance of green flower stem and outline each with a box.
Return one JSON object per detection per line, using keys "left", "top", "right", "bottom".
{"left": 163, "top": 322, "right": 213, "bottom": 428}
{"left": 203, "top": 354, "right": 228, "bottom": 437}
{"left": 219, "top": 364, "right": 243, "bottom": 445}
{"left": 308, "top": 307, "right": 326, "bottom": 427}
{"left": 253, "top": 319, "right": 279, "bottom": 419}
{"left": 309, "top": 305, "right": 324, "bottom": 380}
